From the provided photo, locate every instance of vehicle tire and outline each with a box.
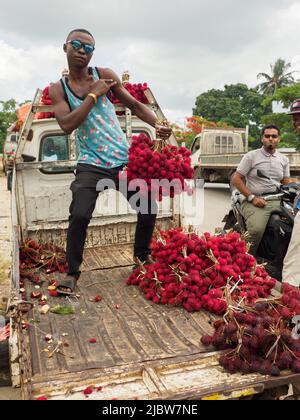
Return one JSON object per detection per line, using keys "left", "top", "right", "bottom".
{"left": 0, "top": 341, "right": 10, "bottom": 387}
{"left": 7, "top": 171, "right": 12, "bottom": 191}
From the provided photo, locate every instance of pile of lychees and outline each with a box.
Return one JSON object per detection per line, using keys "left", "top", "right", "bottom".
{"left": 110, "top": 82, "right": 150, "bottom": 106}
{"left": 36, "top": 86, "right": 55, "bottom": 119}
{"left": 127, "top": 229, "right": 276, "bottom": 313}
{"left": 125, "top": 134, "right": 194, "bottom": 201}
{"left": 127, "top": 228, "right": 300, "bottom": 376}
{"left": 20, "top": 239, "right": 67, "bottom": 275}
{"left": 201, "top": 284, "right": 300, "bottom": 376}
{"left": 19, "top": 239, "right": 68, "bottom": 299}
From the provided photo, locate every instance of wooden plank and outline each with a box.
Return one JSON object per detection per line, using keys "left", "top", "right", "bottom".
{"left": 142, "top": 367, "right": 168, "bottom": 394}
{"left": 81, "top": 245, "right": 134, "bottom": 271}
{"left": 25, "top": 263, "right": 215, "bottom": 385}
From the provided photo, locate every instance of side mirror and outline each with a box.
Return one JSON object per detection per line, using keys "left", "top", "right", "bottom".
{"left": 195, "top": 144, "right": 200, "bottom": 151}
{"left": 22, "top": 154, "right": 36, "bottom": 162}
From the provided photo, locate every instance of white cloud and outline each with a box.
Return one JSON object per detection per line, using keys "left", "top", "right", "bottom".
{"left": 0, "top": 0, "right": 300, "bottom": 122}
{"left": 0, "top": 40, "right": 65, "bottom": 101}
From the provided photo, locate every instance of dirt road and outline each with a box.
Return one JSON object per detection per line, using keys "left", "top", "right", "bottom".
{"left": 200, "top": 183, "right": 231, "bottom": 232}
{"left": 0, "top": 172, "right": 11, "bottom": 311}
{"left": 0, "top": 171, "right": 20, "bottom": 400}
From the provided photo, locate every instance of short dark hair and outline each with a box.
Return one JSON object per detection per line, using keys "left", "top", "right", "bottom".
{"left": 261, "top": 125, "right": 281, "bottom": 136}
{"left": 66, "top": 29, "right": 95, "bottom": 42}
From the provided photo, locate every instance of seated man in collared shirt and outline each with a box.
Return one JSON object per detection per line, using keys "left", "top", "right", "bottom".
{"left": 232, "top": 125, "right": 291, "bottom": 255}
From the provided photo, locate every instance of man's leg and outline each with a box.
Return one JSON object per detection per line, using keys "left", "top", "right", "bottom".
{"left": 282, "top": 212, "right": 300, "bottom": 287}
{"left": 67, "top": 172, "right": 99, "bottom": 277}
{"left": 134, "top": 208, "right": 158, "bottom": 262}
{"left": 241, "top": 200, "right": 282, "bottom": 255}
{"left": 121, "top": 186, "right": 158, "bottom": 263}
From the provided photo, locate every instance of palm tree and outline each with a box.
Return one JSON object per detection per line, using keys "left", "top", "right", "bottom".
{"left": 257, "top": 59, "right": 295, "bottom": 96}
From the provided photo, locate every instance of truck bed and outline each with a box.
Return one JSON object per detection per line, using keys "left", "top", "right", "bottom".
{"left": 21, "top": 245, "right": 299, "bottom": 400}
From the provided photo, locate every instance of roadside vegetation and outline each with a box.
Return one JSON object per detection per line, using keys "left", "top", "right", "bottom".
{"left": 0, "top": 100, "right": 18, "bottom": 153}
{"left": 176, "top": 58, "right": 300, "bottom": 149}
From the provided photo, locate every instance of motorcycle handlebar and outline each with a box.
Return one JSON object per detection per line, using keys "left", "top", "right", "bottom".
{"left": 264, "top": 193, "right": 285, "bottom": 201}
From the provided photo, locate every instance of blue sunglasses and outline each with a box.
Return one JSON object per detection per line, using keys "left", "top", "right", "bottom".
{"left": 66, "top": 39, "right": 95, "bottom": 55}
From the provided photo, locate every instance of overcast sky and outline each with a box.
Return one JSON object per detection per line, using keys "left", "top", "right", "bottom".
{"left": 0, "top": 0, "right": 300, "bottom": 125}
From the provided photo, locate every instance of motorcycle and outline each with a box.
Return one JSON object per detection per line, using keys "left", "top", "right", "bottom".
{"left": 223, "top": 170, "right": 300, "bottom": 280}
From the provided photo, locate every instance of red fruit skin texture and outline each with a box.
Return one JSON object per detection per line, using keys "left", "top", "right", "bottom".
{"left": 292, "top": 361, "right": 300, "bottom": 373}
{"left": 83, "top": 387, "right": 94, "bottom": 396}
{"left": 201, "top": 335, "right": 213, "bottom": 346}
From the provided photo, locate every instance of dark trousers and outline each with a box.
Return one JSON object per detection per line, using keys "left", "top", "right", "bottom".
{"left": 66, "top": 165, "right": 158, "bottom": 277}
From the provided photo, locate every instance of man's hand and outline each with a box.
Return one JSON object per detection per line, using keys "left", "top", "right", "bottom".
{"left": 252, "top": 197, "right": 267, "bottom": 208}
{"left": 155, "top": 122, "right": 172, "bottom": 141}
{"left": 89, "top": 78, "right": 117, "bottom": 98}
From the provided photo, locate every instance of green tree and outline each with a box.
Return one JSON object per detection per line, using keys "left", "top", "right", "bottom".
{"left": 257, "top": 58, "right": 295, "bottom": 96}
{"left": 0, "top": 99, "right": 17, "bottom": 152}
{"left": 260, "top": 83, "right": 300, "bottom": 150}
{"left": 193, "top": 83, "right": 271, "bottom": 141}
{"left": 262, "top": 83, "right": 300, "bottom": 109}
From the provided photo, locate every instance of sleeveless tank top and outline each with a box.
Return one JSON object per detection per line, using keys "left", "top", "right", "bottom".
{"left": 61, "top": 67, "right": 129, "bottom": 168}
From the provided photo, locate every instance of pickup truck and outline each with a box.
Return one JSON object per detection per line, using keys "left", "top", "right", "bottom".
{"left": 191, "top": 127, "right": 300, "bottom": 183}
{"left": 7, "top": 88, "right": 300, "bottom": 400}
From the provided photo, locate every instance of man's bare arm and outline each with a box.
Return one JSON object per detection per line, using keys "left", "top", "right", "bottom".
{"left": 232, "top": 171, "right": 267, "bottom": 208}
{"left": 232, "top": 172, "right": 252, "bottom": 198}
{"left": 49, "top": 82, "right": 95, "bottom": 134}
{"left": 49, "top": 78, "right": 117, "bottom": 134}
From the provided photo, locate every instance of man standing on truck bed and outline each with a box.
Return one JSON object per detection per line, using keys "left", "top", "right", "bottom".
{"left": 232, "top": 125, "right": 291, "bottom": 255}
{"left": 49, "top": 29, "right": 171, "bottom": 294}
